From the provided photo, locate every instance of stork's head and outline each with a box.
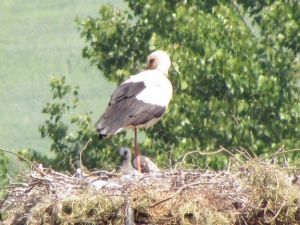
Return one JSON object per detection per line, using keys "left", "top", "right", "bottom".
{"left": 146, "top": 50, "right": 171, "bottom": 76}
{"left": 118, "top": 147, "right": 131, "bottom": 161}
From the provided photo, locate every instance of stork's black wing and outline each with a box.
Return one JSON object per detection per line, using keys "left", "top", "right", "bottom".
{"left": 96, "top": 81, "right": 165, "bottom": 137}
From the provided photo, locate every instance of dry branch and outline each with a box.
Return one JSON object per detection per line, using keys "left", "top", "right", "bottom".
{"left": 0, "top": 157, "right": 300, "bottom": 225}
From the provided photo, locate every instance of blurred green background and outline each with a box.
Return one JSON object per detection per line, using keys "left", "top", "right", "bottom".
{"left": 0, "top": 0, "right": 125, "bottom": 154}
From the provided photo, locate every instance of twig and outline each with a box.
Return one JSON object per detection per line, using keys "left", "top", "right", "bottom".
{"left": 261, "top": 148, "right": 300, "bottom": 161}
{"left": 219, "top": 146, "right": 243, "bottom": 164}
{"left": 240, "top": 147, "right": 255, "bottom": 160}
{"left": 234, "top": 148, "right": 252, "bottom": 161}
{"left": 149, "top": 181, "right": 203, "bottom": 208}
{"left": 125, "top": 197, "right": 135, "bottom": 225}
{"left": 175, "top": 148, "right": 224, "bottom": 169}
{"left": 0, "top": 148, "right": 47, "bottom": 176}
{"left": 80, "top": 139, "right": 91, "bottom": 170}
{"left": 264, "top": 200, "right": 286, "bottom": 223}
{"left": 0, "top": 148, "right": 34, "bottom": 167}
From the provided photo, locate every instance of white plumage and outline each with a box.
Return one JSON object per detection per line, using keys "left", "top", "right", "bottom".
{"left": 134, "top": 70, "right": 173, "bottom": 107}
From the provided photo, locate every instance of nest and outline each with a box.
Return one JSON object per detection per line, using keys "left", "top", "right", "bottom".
{"left": 1, "top": 159, "right": 300, "bottom": 225}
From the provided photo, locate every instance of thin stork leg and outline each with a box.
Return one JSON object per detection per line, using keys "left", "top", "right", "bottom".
{"left": 134, "top": 127, "right": 142, "bottom": 173}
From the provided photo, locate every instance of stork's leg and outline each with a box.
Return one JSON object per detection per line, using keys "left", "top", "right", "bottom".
{"left": 134, "top": 127, "right": 142, "bottom": 173}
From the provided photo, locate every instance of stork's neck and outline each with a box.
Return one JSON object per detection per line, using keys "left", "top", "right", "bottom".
{"left": 155, "top": 66, "right": 169, "bottom": 76}
{"left": 122, "top": 157, "right": 131, "bottom": 165}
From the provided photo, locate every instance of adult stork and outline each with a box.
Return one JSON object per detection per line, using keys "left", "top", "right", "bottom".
{"left": 96, "top": 50, "right": 172, "bottom": 172}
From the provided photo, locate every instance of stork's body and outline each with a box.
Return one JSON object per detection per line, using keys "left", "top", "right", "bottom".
{"left": 96, "top": 50, "right": 172, "bottom": 172}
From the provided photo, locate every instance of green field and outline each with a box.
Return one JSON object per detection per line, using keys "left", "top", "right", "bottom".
{"left": 0, "top": 0, "right": 126, "bottom": 155}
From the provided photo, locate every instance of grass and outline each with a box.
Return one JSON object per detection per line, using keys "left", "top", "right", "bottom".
{"left": 0, "top": 0, "right": 126, "bottom": 156}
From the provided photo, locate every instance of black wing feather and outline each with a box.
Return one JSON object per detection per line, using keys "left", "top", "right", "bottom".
{"left": 96, "top": 81, "right": 166, "bottom": 137}
{"left": 109, "top": 81, "right": 145, "bottom": 105}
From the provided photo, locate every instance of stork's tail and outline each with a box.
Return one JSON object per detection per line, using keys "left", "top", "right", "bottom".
{"left": 96, "top": 103, "right": 127, "bottom": 139}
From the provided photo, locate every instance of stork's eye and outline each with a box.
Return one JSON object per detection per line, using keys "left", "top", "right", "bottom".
{"left": 147, "top": 58, "right": 156, "bottom": 69}
{"left": 149, "top": 58, "right": 155, "bottom": 64}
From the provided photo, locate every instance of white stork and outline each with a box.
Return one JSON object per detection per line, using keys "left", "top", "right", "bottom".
{"left": 96, "top": 50, "right": 172, "bottom": 172}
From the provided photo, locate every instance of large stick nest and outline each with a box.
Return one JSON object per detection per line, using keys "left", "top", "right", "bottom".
{"left": 1, "top": 159, "right": 300, "bottom": 225}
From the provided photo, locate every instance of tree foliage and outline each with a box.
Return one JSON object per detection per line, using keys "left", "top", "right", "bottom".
{"left": 32, "top": 76, "right": 128, "bottom": 171}
{"left": 36, "top": 1, "right": 300, "bottom": 170}
{"left": 0, "top": 152, "right": 8, "bottom": 188}
{"left": 76, "top": 0, "right": 300, "bottom": 168}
